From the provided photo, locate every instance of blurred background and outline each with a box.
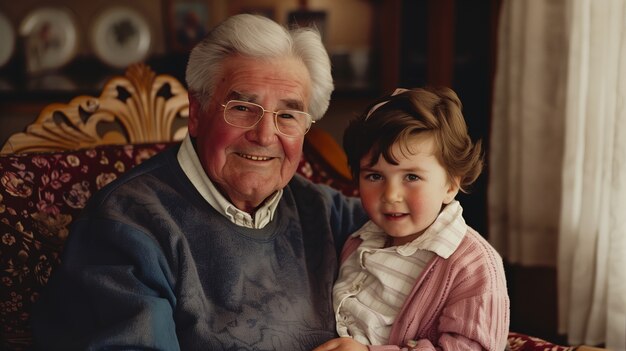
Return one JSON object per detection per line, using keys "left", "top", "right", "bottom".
{"left": 1, "top": 0, "right": 624, "bottom": 348}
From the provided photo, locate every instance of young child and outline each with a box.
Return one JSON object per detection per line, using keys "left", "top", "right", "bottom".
{"left": 314, "top": 88, "right": 509, "bottom": 351}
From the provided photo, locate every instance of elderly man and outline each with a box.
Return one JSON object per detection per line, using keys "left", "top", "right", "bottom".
{"left": 32, "top": 14, "right": 366, "bottom": 350}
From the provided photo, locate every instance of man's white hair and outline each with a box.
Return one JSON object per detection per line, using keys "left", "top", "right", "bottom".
{"left": 186, "top": 14, "right": 333, "bottom": 121}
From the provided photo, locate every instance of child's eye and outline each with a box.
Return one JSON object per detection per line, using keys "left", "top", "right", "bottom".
{"left": 363, "top": 173, "right": 382, "bottom": 182}
{"left": 405, "top": 174, "right": 421, "bottom": 182}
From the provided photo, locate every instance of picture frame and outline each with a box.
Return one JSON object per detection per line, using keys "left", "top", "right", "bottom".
{"left": 164, "top": 0, "right": 210, "bottom": 53}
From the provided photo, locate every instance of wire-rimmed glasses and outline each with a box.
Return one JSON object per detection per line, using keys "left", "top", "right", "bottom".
{"left": 221, "top": 100, "right": 314, "bottom": 137}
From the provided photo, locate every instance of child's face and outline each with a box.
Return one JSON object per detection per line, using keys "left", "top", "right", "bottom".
{"left": 358, "top": 134, "right": 460, "bottom": 246}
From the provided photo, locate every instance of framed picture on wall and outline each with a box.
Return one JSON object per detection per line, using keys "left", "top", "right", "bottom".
{"left": 165, "top": 0, "right": 209, "bottom": 53}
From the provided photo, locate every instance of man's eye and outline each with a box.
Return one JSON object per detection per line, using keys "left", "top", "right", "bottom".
{"left": 277, "top": 112, "right": 296, "bottom": 120}
{"left": 233, "top": 105, "right": 250, "bottom": 112}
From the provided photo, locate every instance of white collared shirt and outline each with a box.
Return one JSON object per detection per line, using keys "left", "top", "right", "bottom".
{"left": 176, "top": 134, "right": 282, "bottom": 229}
{"left": 333, "top": 201, "right": 467, "bottom": 345}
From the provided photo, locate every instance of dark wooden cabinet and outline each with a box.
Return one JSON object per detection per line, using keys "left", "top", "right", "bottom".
{"left": 370, "top": 0, "right": 500, "bottom": 236}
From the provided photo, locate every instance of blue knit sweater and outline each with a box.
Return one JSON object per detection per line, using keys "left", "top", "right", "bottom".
{"left": 32, "top": 145, "right": 366, "bottom": 351}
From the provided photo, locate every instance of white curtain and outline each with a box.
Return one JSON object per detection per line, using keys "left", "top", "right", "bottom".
{"left": 489, "top": 0, "right": 568, "bottom": 267}
{"left": 489, "top": 0, "right": 626, "bottom": 348}
{"left": 557, "top": 0, "right": 626, "bottom": 348}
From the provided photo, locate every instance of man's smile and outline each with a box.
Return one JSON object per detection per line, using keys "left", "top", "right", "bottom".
{"left": 237, "top": 153, "right": 273, "bottom": 161}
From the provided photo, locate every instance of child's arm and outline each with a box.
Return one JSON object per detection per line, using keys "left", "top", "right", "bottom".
{"left": 366, "top": 232, "right": 509, "bottom": 350}
{"left": 312, "top": 337, "right": 368, "bottom": 351}
{"left": 384, "top": 232, "right": 510, "bottom": 350}
{"left": 314, "top": 337, "right": 433, "bottom": 351}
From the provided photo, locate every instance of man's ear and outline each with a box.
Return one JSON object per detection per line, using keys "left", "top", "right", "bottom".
{"left": 444, "top": 176, "right": 461, "bottom": 204}
{"left": 188, "top": 93, "right": 200, "bottom": 137}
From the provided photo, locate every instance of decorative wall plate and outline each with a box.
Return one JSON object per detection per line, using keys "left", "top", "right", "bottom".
{"left": 0, "top": 12, "right": 14, "bottom": 68}
{"left": 91, "top": 6, "right": 152, "bottom": 68}
{"left": 19, "top": 7, "right": 79, "bottom": 74}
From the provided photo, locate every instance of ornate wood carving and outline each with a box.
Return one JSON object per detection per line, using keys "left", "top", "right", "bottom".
{"left": 1, "top": 63, "right": 189, "bottom": 154}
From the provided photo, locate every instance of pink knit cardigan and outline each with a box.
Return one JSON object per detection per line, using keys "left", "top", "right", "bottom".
{"left": 339, "top": 228, "right": 510, "bottom": 351}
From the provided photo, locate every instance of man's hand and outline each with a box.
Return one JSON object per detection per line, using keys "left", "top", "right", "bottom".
{"left": 313, "top": 337, "right": 368, "bottom": 351}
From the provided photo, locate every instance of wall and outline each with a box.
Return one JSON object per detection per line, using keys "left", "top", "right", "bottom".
{"left": 227, "top": 0, "right": 372, "bottom": 51}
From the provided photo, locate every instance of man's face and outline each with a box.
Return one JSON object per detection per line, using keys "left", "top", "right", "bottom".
{"left": 188, "top": 55, "right": 311, "bottom": 213}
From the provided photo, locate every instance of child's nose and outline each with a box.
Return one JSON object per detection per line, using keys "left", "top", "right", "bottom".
{"left": 382, "top": 182, "right": 403, "bottom": 203}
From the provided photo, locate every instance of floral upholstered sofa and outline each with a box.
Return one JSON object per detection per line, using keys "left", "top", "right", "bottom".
{"left": 0, "top": 143, "right": 170, "bottom": 348}
{"left": 0, "top": 64, "right": 601, "bottom": 351}
{"left": 0, "top": 138, "right": 356, "bottom": 350}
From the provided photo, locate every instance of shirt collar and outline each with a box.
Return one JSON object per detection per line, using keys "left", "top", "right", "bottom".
{"left": 176, "top": 134, "right": 283, "bottom": 229}
{"left": 353, "top": 200, "right": 467, "bottom": 259}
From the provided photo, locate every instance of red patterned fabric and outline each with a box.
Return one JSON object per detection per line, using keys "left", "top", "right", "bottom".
{"left": 0, "top": 143, "right": 172, "bottom": 349}
{"left": 507, "top": 332, "right": 575, "bottom": 351}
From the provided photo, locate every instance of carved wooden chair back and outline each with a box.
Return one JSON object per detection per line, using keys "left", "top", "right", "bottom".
{"left": 0, "top": 63, "right": 189, "bottom": 154}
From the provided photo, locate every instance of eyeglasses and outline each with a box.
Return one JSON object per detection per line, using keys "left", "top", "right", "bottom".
{"left": 221, "top": 100, "right": 315, "bottom": 137}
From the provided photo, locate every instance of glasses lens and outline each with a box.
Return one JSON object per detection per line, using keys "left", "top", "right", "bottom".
{"left": 223, "top": 100, "right": 312, "bottom": 136}
{"left": 275, "top": 111, "right": 311, "bottom": 136}
{"left": 224, "top": 101, "right": 262, "bottom": 127}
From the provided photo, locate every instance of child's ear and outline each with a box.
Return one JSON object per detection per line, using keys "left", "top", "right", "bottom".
{"left": 443, "top": 176, "right": 461, "bottom": 204}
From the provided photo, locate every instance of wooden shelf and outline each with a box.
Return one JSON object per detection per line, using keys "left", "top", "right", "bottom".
{"left": 0, "top": 54, "right": 189, "bottom": 103}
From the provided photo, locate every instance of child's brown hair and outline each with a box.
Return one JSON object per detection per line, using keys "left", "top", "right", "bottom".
{"left": 343, "top": 87, "right": 483, "bottom": 192}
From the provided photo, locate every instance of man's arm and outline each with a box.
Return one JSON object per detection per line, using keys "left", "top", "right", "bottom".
{"left": 321, "top": 184, "right": 367, "bottom": 254}
{"left": 31, "top": 217, "right": 180, "bottom": 350}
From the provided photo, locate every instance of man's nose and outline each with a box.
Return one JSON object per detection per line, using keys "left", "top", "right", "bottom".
{"left": 248, "top": 112, "right": 277, "bottom": 145}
